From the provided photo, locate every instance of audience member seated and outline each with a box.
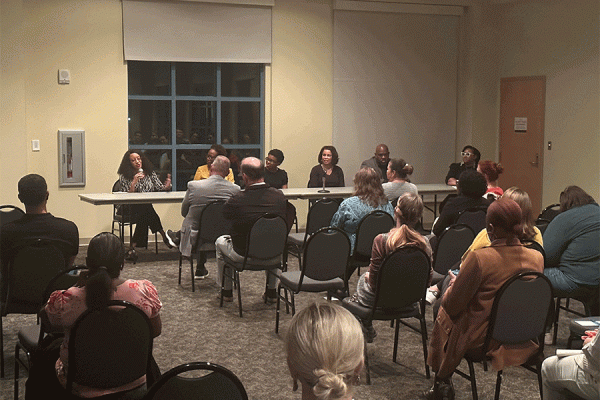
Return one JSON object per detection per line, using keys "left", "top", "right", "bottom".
{"left": 331, "top": 167, "right": 394, "bottom": 254}
{"left": 382, "top": 158, "right": 417, "bottom": 204}
{"left": 543, "top": 186, "right": 600, "bottom": 299}
{"left": 264, "top": 149, "right": 289, "bottom": 189}
{"left": 542, "top": 329, "right": 599, "bottom": 400}
{"left": 445, "top": 145, "right": 480, "bottom": 186}
{"left": 285, "top": 302, "right": 364, "bottom": 400}
{"left": 1, "top": 174, "right": 79, "bottom": 281}
{"left": 477, "top": 160, "right": 504, "bottom": 200}
{"left": 349, "top": 192, "right": 432, "bottom": 342}
{"left": 26, "top": 232, "right": 162, "bottom": 399}
{"left": 117, "top": 150, "right": 176, "bottom": 262}
{"left": 308, "top": 145, "right": 345, "bottom": 188}
{"left": 426, "top": 186, "right": 542, "bottom": 305}
{"left": 431, "top": 169, "right": 490, "bottom": 239}
{"left": 360, "top": 144, "right": 390, "bottom": 183}
{"left": 425, "top": 198, "right": 544, "bottom": 400}
{"left": 166, "top": 156, "right": 240, "bottom": 279}
{"left": 216, "top": 157, "right": 289, "bottom": 304}
{"left": 193, "top": 144, "right": 235, "bottom": 183}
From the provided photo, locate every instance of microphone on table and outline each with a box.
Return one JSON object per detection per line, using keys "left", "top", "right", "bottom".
{"left": 318, "top": 176, "right": 330, "bottom": 193}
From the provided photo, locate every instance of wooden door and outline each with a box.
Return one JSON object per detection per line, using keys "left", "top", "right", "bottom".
{"left": 499, "top": 77, "right": 546, "bottom": 215}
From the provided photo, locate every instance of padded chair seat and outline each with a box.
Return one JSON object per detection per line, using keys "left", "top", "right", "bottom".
{"left": 222, "top": 253, "right": 281, "bottom": 271}
{"left": 17, "top": 325, "right": 40, "bottom": 351}
{"left": 278, "top": 270, "right": 344, "bottom": 293}
{"left": 342, "top": 298, "right": 419, "bottom": 321}
{"left": 287, "top": 232, "right": 305, "bottom": 246}
{"left": 196, "top": 242, "right": 216, "bottom": 252}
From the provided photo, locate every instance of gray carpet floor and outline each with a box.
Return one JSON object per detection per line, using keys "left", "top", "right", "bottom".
{"left": 1, "top": 243, "right": 581, "bottom": 399}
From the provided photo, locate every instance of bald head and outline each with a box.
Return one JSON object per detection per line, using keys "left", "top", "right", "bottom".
{"left": 375, "top": 144, "right": 390, "bottom": 167}
{"left": 241, "top": 157, "right": 265, "bottom": 185}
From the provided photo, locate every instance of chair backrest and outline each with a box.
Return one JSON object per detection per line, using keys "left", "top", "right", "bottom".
{"left": 305, "top": 198, "right": 340, "bottom": 236}
{"left": 67, "top": 300, "right": 153, "bottom": 392}
{"left": 196, "top": 200, "right": 231, "bottom": 246}
{"left": 301, "top": 227, "right": 351, "bottom": 283}
{"left": 485, "top": 272, "right": 553, "bottom": 350}
{"left": 354, "top": 210, "right": 395, "bottom": 258}
{"left": 521, "top": 240, "right": 546, "bottom": 262}
{"left": 0, "top": 205, "right": 25, "bottom": 227}
{"left": 2, "top": 239, "right": 66, "bottom": 315}
{"left": 433, "top": 224, "right": 475, "bottom": 275}
{"left": 456, "top": 206, "right": 487, "bottom": 234}
{"left": 143, "top": 361, "right": 249, "bottom": 400}
{"left": 245, "top": 214, "right": 288, "bottom": 261}
{"left": 536, "top": 203, "right": 561, "bottom": 223}
{"left": 370, "top": 246, "right": 431, "bottom": 316}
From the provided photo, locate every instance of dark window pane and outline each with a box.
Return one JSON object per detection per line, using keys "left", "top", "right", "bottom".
{"left": 221, "top": 64, "right": 260, "bottom": 97}
{"left": 128, "top": 100, "right": 172, "bottom": 145}
{"left": 229, "top": 148, "right": 261, "bottom": 163}
{"left": 176, "top": 149, "right": 205, "bottom": 191}
{"left": 221, "top": 102, "right": 260, "bottom": 144}
{"left": 176, "top": 63, "right": 216, "bottom": 96}
{"left": 128, "top": 61, "right": 170, "bottom": 96}
{"left": 176, "top": 101, "right": 216, "bottom": 144}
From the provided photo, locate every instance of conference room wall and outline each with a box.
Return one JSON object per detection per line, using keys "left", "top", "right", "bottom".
{"left": 1, "top": 0, "right": 598, "bottom": 242}
{"left": 467, "top": 0, "right": 600, "bottom": 206}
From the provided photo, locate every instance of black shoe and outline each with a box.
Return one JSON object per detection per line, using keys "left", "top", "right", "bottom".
{"left": 163, "top": 233, "right": 176, "bottom": 249}
{"left": 263, "top": 289, "right": 277, "bottom": 304}
{"left": 218, "top": 289, "right": 233, "bottom": 303}
{"left": 364, "top": 324, "right": 377, "bottom": 343}
{"left": 423, "top": 380, "right": 454, "bottom": 400}
{"left": 194, "top": 267, "right": 209, "bottom": 280}
{"left": 125, "top": 249, "right": 138, "bottom": 264}
{"left": 166, "top": 229, "right": 180, "bottom": 246}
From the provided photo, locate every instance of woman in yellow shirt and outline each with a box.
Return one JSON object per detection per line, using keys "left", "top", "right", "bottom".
{"left": 193, "top": 144, "right": 235, "bottom": 182}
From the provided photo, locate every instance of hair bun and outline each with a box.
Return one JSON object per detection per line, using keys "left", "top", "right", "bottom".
{"left": 313, "top": 369, "right": 350, "bottom": 400}
{"left": 403, "top": 163, "right": 414, "bottom": 175}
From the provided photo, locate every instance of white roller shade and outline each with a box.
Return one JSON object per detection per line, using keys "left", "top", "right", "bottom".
{"left": 123, "top": 0, "right": 272, "bottom": 63}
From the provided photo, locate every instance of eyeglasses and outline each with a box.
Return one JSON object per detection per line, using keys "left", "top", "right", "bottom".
{"left": 265, "top": 157, "right": 278, "bottom": 164}
{"left": 461, "top": 152, "right": 474, "bottom": 157}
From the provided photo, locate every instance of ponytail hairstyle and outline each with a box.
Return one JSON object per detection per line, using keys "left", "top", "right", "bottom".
{"left": 502, "top": 187, "right": 536, "bottom": 240}
{"left": 386, "top": 193, "right": 430, "bottom": 254}
{"left": 84, "top": 232, "right": 125, "bottom": 309}
{"left": 285, "top": 302, "right": 364, "bottom": 400}
{"left": 388, "top": 158, "right": 414, "bottom": 180}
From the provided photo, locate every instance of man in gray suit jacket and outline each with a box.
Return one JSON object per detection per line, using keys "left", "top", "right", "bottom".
{"left": 360, "top": 143, "right": 390, "bottom": 183}
{"left": 167, "top": 155, "right": 240, "bottom": 278}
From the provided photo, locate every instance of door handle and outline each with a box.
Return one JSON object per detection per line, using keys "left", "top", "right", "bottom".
{"left": 530, "top": 153, "right": 539, "bottom": 167}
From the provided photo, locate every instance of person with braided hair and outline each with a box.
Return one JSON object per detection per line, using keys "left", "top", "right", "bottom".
{"left": 285, "top": 302, "right": 364, "bottom": 400}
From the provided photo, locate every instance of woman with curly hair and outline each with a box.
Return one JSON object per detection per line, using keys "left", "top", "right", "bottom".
{"left": 285, "top": 302, "right": 364, "bottom": 400}
{"left": 331, "top": 167, "right": 394, "bottom": 254}
{"left": 477, "top": 160, "right": 504, "bottom": 200}
{"left": 117, "top": 150, "right": 176, "bottom": 261}
{"left": 308, "top": 145, "right": 345, "bottom": 188}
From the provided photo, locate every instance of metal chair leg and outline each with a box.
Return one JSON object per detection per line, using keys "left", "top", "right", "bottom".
{"left": 494, "top": 370, "right": 503, "bottom": 400}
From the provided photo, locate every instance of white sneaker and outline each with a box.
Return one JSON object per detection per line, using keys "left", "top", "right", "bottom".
{"left": 425, "top": 288, "right": 440, "bottom": 305}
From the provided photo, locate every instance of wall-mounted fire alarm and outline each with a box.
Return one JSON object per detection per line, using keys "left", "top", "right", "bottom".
{"left": 58, "top": 69, "right": 70, "bottom": 84}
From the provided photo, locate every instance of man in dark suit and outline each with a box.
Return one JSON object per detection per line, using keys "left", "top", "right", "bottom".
{"left": 215, "top": 157, "right": 287, "bottom": 303}
{"left": 1, "top": 174, "right": 79, "bottom": 278}
{"left": 360, "top": 144, "right": 390, "bottom": 183}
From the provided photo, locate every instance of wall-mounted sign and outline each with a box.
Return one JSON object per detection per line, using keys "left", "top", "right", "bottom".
{"left": 514, "top": 117, "right": 527, "bottom": 132}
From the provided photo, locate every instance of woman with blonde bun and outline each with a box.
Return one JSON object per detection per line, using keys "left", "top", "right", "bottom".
{"left": 285, "top": 302, "right": 364, "bottom": 400}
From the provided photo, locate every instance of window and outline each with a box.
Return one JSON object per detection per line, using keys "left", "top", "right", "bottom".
{"left": 127, "top": 62, "right": 264, "bottom": 190}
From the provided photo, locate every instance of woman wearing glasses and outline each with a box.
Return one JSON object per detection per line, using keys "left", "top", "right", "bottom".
{"left": 264, "top": 149, "right": 288, "bottom": 189}
{"left": 193, "top": 144, "right": 235, "bottom": 183}
{"left": 445, "top": 145, "right": 480, "bottom": 186}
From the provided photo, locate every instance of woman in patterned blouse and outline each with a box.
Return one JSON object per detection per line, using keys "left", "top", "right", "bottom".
{"left": 117, "top": 150, "right": 176, "bottom": 261}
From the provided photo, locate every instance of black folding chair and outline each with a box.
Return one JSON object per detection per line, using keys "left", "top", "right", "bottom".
{"left": 67, "top": 300, "right": 154, "bottom": 395}
{"left": 431, "top": 224, "right": 475, "bottom": 285}
{"left": 275, "top": 227, "right": 351, "bottom": 333}
{"left": 456, "top": 206, "right": 488, "bottom": 234}
{"left": 454, "top": 271, "right": 553, "bottom": 400}
{"left": 220, "top": 214, "right": 288, "bottom": 317}
{"left": 0, "top": 239, "right": 66, "bottom": 377}
{"left": 0, "top": 205, "right": 25, "bottom": 227}
{"left": 286, "top": 198, "right": 339, "bottom": 266}
{"left": 347, "top": 210, "right": 395, "bottom": 282}
{"left": 14, "top": 265, "right": 88, "bottom": 400}
{"left": 535, "top": 203, "right": 560, "bottom": 235}
{"left": 143, "top": 361, "right": 248, "bottom": 400}
{"left": 342, "top": 246, "right": 432, "bottom": 384}
{"left": 178, "top": 200, "right": 230, "bottom": 292}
